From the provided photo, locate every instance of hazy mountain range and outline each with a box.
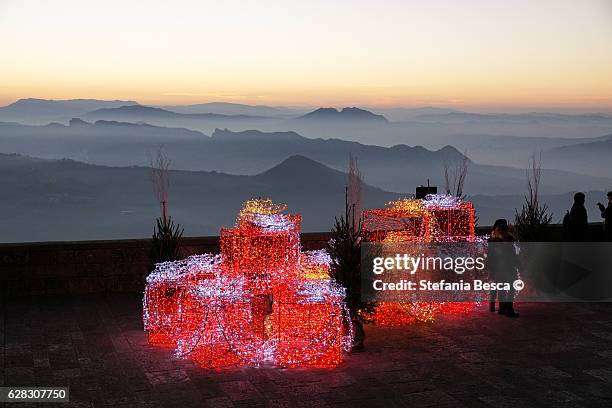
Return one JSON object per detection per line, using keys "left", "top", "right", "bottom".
{"left": 545, "top": 135, "right": 612, "bottom": 178}
{"left": 366, "top": 107, "right": 462, "bottom": 121}
{"left": 428, "top": 133, "right": 611, "bottom": 170}
{"left": 409, "top": 111, "right": 612, "bottom": 124}
{"left": 3, "top": 98, "right": 611, "bottom": 145}
{"left": 1, "top": 152, "right": 606, "bottom": 242}
{"left": 81, "top": 104, "right": 275, "bottom": 128}
{"left": 0, "top": 98, "right": 138, "bottom": 124}
{"left": 158, "top": 102, "right": 302, "bottom": 117}
{"left": 0, "top": 153, "right": 396, "bottom": 242}
{"left": 1, "top": 97, "right": 611, "bottom": 242}
{"left": 2, "top": 120, "right": 610, "bottom": 195}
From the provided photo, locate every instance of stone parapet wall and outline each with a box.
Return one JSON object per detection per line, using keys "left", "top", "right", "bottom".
{"left": 0, "top": 233, "right": 331, "bottom": 297}
{"left": 0, "top": 225, "right": 605, "bottom": 297}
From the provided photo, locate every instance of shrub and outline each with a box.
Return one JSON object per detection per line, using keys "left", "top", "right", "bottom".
{"left": 151, "top": 216, "right": 184, "bottom": 264}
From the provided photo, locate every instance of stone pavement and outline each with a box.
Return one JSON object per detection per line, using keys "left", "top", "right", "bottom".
{"left": 2, "top": 295, "right": 612, "bottom": 407}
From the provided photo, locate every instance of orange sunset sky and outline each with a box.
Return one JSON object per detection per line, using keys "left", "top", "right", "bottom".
{"left": 1, "top": 0, "right": 611, "bottom": 112}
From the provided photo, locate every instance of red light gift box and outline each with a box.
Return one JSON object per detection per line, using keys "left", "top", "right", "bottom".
{"left": 422, "top": 194, "right": 475, "bottom": 242}
{"left": 143, "top": 254, "right": 221, "bottom": 346}
{"left": 143, "top": 199, "right": 351, "bottom": 368}
{"left": 363, "top": 198, "right": 434, "bottom": 243}
{"left": 362, "top": 194, "right": 479, "bottom": 324}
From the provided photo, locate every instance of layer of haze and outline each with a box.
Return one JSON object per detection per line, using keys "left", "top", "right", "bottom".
{"left": 1, "top": 0, "right": 611, "bottom": 112}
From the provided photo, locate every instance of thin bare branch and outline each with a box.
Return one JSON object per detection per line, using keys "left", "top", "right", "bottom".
{"left": 443, "top": 151, "right": 469, "bottom": 197}
{"left": 443, "top": 163, "right": 451, "bottom": 195}
{"left": 150, "top": 148, "right": 171, "bottom": 222}
{"left": 347, "top": 153, "right": 363, "bottom": 230}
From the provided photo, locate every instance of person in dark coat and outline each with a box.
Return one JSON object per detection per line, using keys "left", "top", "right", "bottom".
{"left": 488, "top": 219, "right": 520, "bottom": 317}
{"left": 597, "top": 191, "right": 612, "bottom": 241}
{"left": 566, "top": 192, "right": 589, "bottom": 241}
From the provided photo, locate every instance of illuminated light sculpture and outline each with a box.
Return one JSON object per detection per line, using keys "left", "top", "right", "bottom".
{"left": 362, "top": 198, "right": 433, "bottom": 243}
{"left": 143, "top": 199, "right": 351, "bottom": 368}
{"left": 362, "top": 194, "right": 478, "bottom": 324}
{"left": 422, "top": 194, "right": 476, "bottom": 242}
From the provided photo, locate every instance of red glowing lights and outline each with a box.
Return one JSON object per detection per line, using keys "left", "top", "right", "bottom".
{"left": 143, "top": 199, "right": 351, "bottom": 368}
{"left": 362, "top": 194, "right": 478, "bottom": 324}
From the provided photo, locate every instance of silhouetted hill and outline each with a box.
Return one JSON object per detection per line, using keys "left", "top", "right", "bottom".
{"left": 210, "top": 128, "right": 304, "bottom": 142}
{"left": 88, "top": 105, "right": 179, "bottom": 118}
{"left": 367, "top": 107, "right": 463, "bottom": 121}
{"left": 427, "top": 132, "right": 608, "bottom": 169}
{"left": 160, "top": 102, "right": 301, "bottom": 117}
{"left": 1, "top": 121, "right": 610, "bottom": 195}
{"left": 549, "top": 133, "right": 612, "bottom": 155}
{"left": 295, "top": 107, "right": 388, "bottom": 123}
{"left": 189, "top": 129, "right": 612, "bottom": 195}
{"left": 0, "top": 153, "right": 396, "bottom": 242}
{"left": 84, "top": 104, "right": 265, "bottom": 120}
{"left": 413, "top": 111, "right": 612, "bottom": 124}
{"left": 0, "top": 98, "right": 138, "bottom": 124}
{"left": 544, "top": 134, "right": 612, "bottom": 177}
{"left": 259, "top": 155, "right": 346, "bottom": 183}
{"left": 80, "top": 104, "right": 276, "bottom": 131}
{"left": 4, "top": 99, "right": 611, "bottom": 150}
{"left": 3, "top": 152, "right": 607, "bottom": 242}
{"left": 68, "top": 118, "right": 90, "bottom": 126}
{"left": 202, "top": 129, "right": 471, "bottom": 192}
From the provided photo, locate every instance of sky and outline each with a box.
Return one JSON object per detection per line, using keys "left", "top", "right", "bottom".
{"left": 0, "top": 0, "right": 611, "bottom": 112}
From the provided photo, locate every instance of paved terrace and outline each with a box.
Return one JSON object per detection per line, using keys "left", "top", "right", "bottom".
{"left": 2, "top": 295, "right": 612, "bottom": 408}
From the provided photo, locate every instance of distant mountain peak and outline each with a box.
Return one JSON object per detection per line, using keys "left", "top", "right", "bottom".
{"left": 211, "top": 128, "right": 303, "bottom": 141}
{"left": 91, "top": 105, "right": 169, "bottom": 114}
{"left": 259, "top": 155, "right": 343, "bottom": 180}
{"left": 69, "top": 118, "right": 90, "bottom": 126}
{"left": 278, "top": 154, "right": 326, "bottom": 167}
{"left": 340, "top": 107, "right": 374, "bottom": 115}
{"left": 296, "top": 107, "right": 388, "bottom": 122}
{"left": 6, "top": 98, "right": 138, "bottom": 107}
{"left": 437, "top": 145, "right": 470, "bottom": 161}
{"left": 312, "top": 107, "right": 339, "bottom": 114}
{"left": 157, "top": 101, "right": 297, "bottom": 117}
{"left": 0, "top": 98, "right": 140, "bottom": 125}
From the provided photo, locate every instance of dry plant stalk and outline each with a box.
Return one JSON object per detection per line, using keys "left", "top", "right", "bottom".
{"left": 347, "top": 154, "right": 363, "bottom": 229}
{"left": 526, "top": 152, "right": 542, "bottom": 210}
{"left": 444, "top": 152, "right": 469, "bottom": 197}
{"left": 151, "top": 149, "right": 170, "bottom": 223}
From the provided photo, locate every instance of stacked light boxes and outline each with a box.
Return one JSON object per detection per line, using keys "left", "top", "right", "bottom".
{"left": 362, "top": 194, "right": 478, "bottom": 325}
{"left": 143, "top": 199, "right": 351, "bottom": 368}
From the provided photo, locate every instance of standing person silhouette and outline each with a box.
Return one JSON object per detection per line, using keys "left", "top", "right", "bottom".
{"left": 597, "top": 191, "right": 612, "bottom": 241}
{"left": 488, "top": 219, "right": 520, "bottom": 317}
{"left": 565, "top": 192, "right": 589, "bottom": 242}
